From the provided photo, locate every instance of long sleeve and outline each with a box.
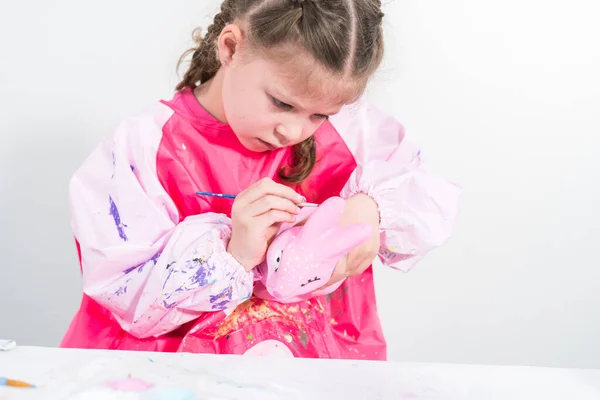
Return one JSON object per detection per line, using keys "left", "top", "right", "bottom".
{"left": 332, "top": 100, "right": 461, "bottom": 272}
{"left": 70, "top": 103, "right": 253, "bottom": 338}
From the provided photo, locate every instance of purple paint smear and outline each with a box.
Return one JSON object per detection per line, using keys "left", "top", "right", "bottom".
{"left": 210, "top": 284, "right": 234, "bottom": 310}
{"left": 109, "top": 195, "right": 128, "bottom": 241}
{"left": 150, "top": 252, "right": 161, "bottom": 265}
{"left": 160, "top": 256, "right": 238, "bottom": 310}
{"left": 114, "top": 279, "right": 131, "bottom": 297}
{"left": 111, "top": 152, "right": 117, "bottom": 179}
{"left": 162, "top": 262, "right": 176, "bottom": 290}
{"left": 123, "top": 265, "right": 138, "bottom": 274}
{"left": 187, "top": 258, "right": 217, "bottom": 288}
{"left": 124, "top": 252, "right": 162, "bottom": 275}
{"left": 163, "top": 300, "right": 177, "bottom": 309}
{"left": 162, "top": 257, "right": 218, "bottom": 291}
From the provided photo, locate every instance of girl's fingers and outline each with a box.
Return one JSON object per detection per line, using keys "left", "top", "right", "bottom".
{"left": 256, "top": 209, "right": 297, "bottom": 228}
{"left": 240, "top": 178, "right": 304, "bottom": 205}
{"left": 246, "top": 195, "right": 301, "bottom": 217}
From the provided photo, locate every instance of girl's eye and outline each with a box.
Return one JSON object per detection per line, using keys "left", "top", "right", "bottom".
{"left": 271, "top": 97, "right": 293, "bottom": 111}
{"left": 271, "top": 95, "right": 329, "bottom": 120}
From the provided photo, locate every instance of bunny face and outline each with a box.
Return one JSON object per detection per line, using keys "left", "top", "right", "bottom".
{"left": 257, "top": 196, "right": 373, "bottom": 302}
{"left": 265, "top": 225, "right": 302, "bottom": 275}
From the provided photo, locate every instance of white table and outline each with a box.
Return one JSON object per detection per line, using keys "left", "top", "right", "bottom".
{"left": 1, "top": 346, "right": 599, "bottom": 399}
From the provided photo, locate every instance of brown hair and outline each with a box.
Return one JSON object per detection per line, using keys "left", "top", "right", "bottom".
{"left": 177, "top": 0, "right": 385, "bottom": 183}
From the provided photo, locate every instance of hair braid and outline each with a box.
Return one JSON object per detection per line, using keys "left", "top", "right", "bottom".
{"left": 176, "top": 2, "right": 235, "bottom": 90}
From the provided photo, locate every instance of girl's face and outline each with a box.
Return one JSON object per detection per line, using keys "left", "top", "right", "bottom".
{"left": 219, "top": 36, "right": 361, "bottom": 152}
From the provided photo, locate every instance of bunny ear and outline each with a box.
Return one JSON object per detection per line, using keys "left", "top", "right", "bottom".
{"left": 277, "top": 206, "right": 317, "bottom": 234}
{"left": 300, "top": 196, "right": 346, "bottom": 239}
{"left": 320, "top": 223, "right": 373, "bottom": 260}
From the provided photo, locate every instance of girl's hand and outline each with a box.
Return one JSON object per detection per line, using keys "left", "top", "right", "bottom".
{"left": 322, "top": 194, "right": 380, "bottom": 288}
{"left": 227, "top": 178, "right": 305, "bottom": 271}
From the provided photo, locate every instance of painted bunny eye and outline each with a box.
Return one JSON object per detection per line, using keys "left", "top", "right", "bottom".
{"left": 273, "top": 249, "right": 283, "bottom": 272}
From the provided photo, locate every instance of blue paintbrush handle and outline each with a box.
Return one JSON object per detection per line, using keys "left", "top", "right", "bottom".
{"left": 196, "top": 192, "right": 237, "bottom": 199}
{"left": 196, "top": 191, "right": 318, "bottom": 207}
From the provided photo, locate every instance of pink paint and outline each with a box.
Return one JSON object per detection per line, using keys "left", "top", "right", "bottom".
{"left": 107, "top": 378, "right": 154, "bottom": 391}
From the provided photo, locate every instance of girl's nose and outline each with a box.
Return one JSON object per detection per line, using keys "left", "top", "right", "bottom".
{"left": 275, "top": 121, "right": 304, "bottom": 145}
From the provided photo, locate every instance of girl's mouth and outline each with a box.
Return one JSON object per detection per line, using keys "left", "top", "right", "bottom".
{"left": 258, "top": 138, "right": 278, "bottom": 151}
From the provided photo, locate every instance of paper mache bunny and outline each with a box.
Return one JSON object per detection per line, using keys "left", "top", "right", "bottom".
{"left": 254, "top": 196, "right": 373, "bottom": 303}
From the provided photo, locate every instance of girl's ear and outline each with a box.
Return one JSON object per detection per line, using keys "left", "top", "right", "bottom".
{"left": 217, "top": 23, "right": 244, "bottom": 66}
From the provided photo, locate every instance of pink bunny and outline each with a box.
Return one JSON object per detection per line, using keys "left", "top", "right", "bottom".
{"left": 254, "top": 196, "right": 373, "bottom": 303}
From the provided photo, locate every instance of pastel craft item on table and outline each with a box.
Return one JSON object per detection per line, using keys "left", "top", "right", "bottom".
{"left": 68, "top": 378, "right": 196, "bottom": 400}
{"left": 254, "top": 196, "right": 372, "bottom": 303}
{"left": 107, "top": 378, "right": 154, "bottom": 391}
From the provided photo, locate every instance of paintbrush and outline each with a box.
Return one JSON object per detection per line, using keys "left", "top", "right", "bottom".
{"left": 0, "top": 377, "right": 36, "bottom": 388}
{"left": 196, "top": 191, "right": 318, "bottom": 207}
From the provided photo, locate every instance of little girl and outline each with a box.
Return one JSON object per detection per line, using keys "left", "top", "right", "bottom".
{"left": 61, "top": 0, "right": 460, "bottom": 360}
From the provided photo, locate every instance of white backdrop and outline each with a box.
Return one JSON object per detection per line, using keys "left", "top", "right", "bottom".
{"left": 1, "top": 0, "right": 598, "bottom": 368}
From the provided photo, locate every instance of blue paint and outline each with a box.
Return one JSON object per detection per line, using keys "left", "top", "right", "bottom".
{"left": 109, "top": 195, "right": 128, "bottom": 241}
